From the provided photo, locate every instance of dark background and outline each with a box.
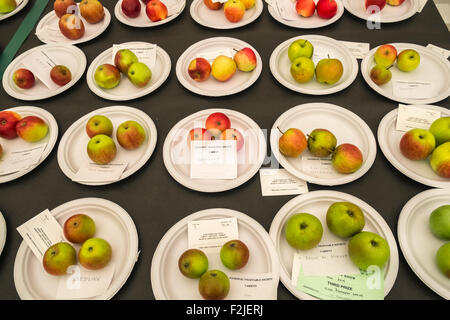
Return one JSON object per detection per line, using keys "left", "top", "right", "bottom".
{"left": 0, "top": 0, "right": 449, "bottom": 300}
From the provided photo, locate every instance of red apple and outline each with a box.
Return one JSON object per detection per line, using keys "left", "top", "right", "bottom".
{"left": 316, "top": 0, "right": 337, "bottom": 19}
{"left": 234, "top": 47, "right": 257, "bottom": 72}
{"left": 188, "top": 128, "right": 207, "bottom": 147}
{"left": 224, "top": 0, "right": 245, "bottom": 23}
{"left": 59, "top": 13, "right": 85, "bottom": 40}
{"left": 0, "top": 111, "right": 21, "bottom": 139}
{"left": 146, "top": 0, "right": 168, "bottom": 22}
{"left": 50, "top": 65, "right": 72, "bottom": 86}
{"left": 122, "top": 0, "right": 141, "bottom": 18}
{"left": 296, "top": 0, "right": 315, "bottom": 17}
{"left": 188, "top": 58, "right": 211, "bottom": 82}
{"left": 54, "top": 0, "right": 77, "bottom": 18}
{"left": 203, "top": 128, "right": 222, "bottom": 141}
{"left": 13, "top": 68, "right": 35, "bottom": 89}
{"left": 365, "top": 0, "right": 386, "bottom": 11}
{"left": 204, "top": 0, "right": 222, "bottom": 10}
{"left": 221, "top": 128, "right": 244, "bottom": 151}
{"left": 205, "top": 112, "right": 231, "bottom": 132}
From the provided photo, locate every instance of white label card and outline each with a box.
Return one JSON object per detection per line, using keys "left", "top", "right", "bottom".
{"left": 275, "top": 0, "right": 297, "bottom": 21}
{"left": 392, "top": 80, "right": 437, "bottom": 99}
{"left": 427, "top": 44, "right": 450, "bottom": 59}
{"left": 72, "top": 163, "right": 128, "bottom": 183}
{"left": 259, "top": 169, "right": 308, "bottom": 196}
{"left": 0, "top": 143, "right": 47, "bottom": 176}
{"left": 301, "top": 156, "right": 335, "bottom": 178}
{"left": 16, "top": 209, "right": 65, "bottom": 260}
{"left": 396, "top": 104, "right": 441, "bottom": 132}
{"left": 21, "top": 50, "right": 59, "bottom": 90}
{"left": 112, "top": 43, "right": 157, "bottom": 68}
{"left": 340, "top": 41, "right": 370, "bottom": 59}
{"left": 197, "top": 48, "right": 235, "bottom": 63}
{"left": 188, "top": 218, "right": 239, "bottom": 253}
{"left": 228, "top": 273, "right": 278, "bottom": 300}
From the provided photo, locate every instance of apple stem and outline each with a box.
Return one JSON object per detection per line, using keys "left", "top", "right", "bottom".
{"left": 233, "top": 48, "right": 239, "bottom": 52}
{"left": 327, "top": 54, "right": 330, "bottom": 59}
{"left": 386, "top": 64, "right": 394, "bottom": 70}
{"left": 277, "top": 127, "right": 285, "bottom": 135}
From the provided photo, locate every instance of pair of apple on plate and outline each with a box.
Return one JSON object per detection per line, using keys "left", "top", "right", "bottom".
{"left": 178, "top": 239, "right": 250, "bottom": 300}
{"left": 121, "top": 0, "right": 170, "bottom": 22}
{"left": 203, "top": 0, "right": 255, "bottom": 23}
{"left": 0, "top": 0, "right": 17, "bottom": 13}
{"left": 428, "top": 205, "right": 450, "bottom": 279}
{"left": 295, "top": 0, "right": 338, "bottom": 19}
{"left": 12, "top": 64, "right": 72, "bottom": 90}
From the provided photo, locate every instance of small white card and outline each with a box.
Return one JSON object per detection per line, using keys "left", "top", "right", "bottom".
{"left": 275, "top": 0, "right": 297, "bottom": 21}
{"left": 427, "top": 44, "right": 450, "bottom": 59}
{"left": 228, "top": 273, "right": 278, "bottom": 300}
{"left": 21, "top": 50, "right": 59, "bottom": 90}
{"left": 393, "top": 80, "right": 437, "bottom": 100}
{"left": 259, "top": 169, "right": 308, "bottom": 196}
{"left": 112, "top": 43, "right": 157, "bottom": 68}
{"left": 211, "top": 0, "right": 228, "bottom": 3}
{"left": 188, "top": 218, "right": 239, "bottom": 253}
{"left": 16, "top": 209, "right": 65, "bottom": 260}
{"left": 190, "top": 140, "right": 237, "bottom": 180}
{"left": 0, "top": 143, "right": 47, "bottom": 176}
{"left": 396, "top": 104, "right": 441, "bottom": 132}
{"left": 197, "top": 48, "right": 235, "bottom": 63}
{"left": 163, "top": 0, "right": 185, "bottom": 16}
{"left": 72, "top": 163, "right": 128, "bottom": 183}
{"left": 340, "top": 41, "right": 370, "bottom": 59}
{"left": 418, "top": 0, "right": 428, "bottom": 13}
{"left": 301, "top": 156, "right": 334, "bottom": 178}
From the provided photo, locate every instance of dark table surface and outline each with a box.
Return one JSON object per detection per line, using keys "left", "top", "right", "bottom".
{"left": 0, "top": 0, "right": 449, "bottom": 300}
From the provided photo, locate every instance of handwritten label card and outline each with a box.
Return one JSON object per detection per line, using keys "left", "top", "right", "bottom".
{"left": 301, "top": 156, "right": 335, "bottom": 178}
{"left": 0, "top": 144, "right": 47, "bottom": 176}
{"left": 393, "top": 80, "right": 437, "bottom": 100}
{"left": 259, "top": 168, "right": 308, "bottom": 196}
{"left": 396, "top": 104, "right": 441, "bottom": 132}
{"left": 188, "top": 218, "right": 239, "bottom": 253}
{"left": 72, "top": 163, "right": 128, "bottom": 183}
{"left": 21, "top": 50, "right": 59, "bottom": 90}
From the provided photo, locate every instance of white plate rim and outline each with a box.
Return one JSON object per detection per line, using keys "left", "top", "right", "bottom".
{"left": 150, "top": 207, "right": 280, "bottom": 300}
{"left": 342, "top": 0, "right": 419, "bottom": 23}
{"left": 0, "top": 0, "right": 29, "bottom": 21}
{"left": 13, "top": 197, "right": 139, "bottom": 300}
{"left": 270, "top": 103, "right": 377, "bottom": 186}
{"left": 57, "top": 105, "right": 158, "bottom": 186}
{"left": 269, "top": 190, "right": 399, "bottom": 300}
{"left": 269, "top": 34, "right": 359, "bottom": 95}
{"left": 0, "top": 211, "right": 6, "bottom": 256}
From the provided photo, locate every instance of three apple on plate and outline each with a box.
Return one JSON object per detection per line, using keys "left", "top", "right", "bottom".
{"left": 12, "top": 64, "right": 73, "bottom": 90}
{"left": 295, "top": 0, "right": 338, "bottom": 20}
{"left": 204, "top": 0, "right": 255, "bottom": 24}
{"left": 121, "top": 0, "right": 169, "bottom": 22}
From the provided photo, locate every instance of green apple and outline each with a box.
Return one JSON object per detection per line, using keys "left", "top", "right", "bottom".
{"left": 278, "top": 127, "right": 307, "bottom": 158}
{"left": 429, "top": 205, "right": 450, "bottom": 240}
{"left": 87, "top": 134, "right": 117, "bottom": 165}
{"left": 429, "top": 117, "right": 450, "bottom": 146}
{"left": 85, "top": 115, "right": 113, "bottom": 138}
{"left": 397, "top": 49, "right": 420, "bottom": 72}
{"left": 198, "top": 270, "right": 230, "bottom": 300}
{"left": 127, "top": 62, "right": 152, "bottom": 87}
{"left": 178, "top": 249, "right": 208, "bottom": 279}
{"left": 290, "top": 56, "right": 315, "bottom": 84}
{"left": 315, "top": 58, "right": 343, "bottom": 85}
{"left": 370, "top": 64, "right": 392, "bottom": 86}
{"left": 63, "top": 214, "right": 96, "bottom": 244}
{"left": 220, "top": 240, "right": 249, "bottom": 270}
{"left": 326, "top": 202, "right": 365, "bottom": 238}
{"left": 348, "top": 231, "right": 390, "bottom": 270}
{"left": 43, "top": 242, "right": 77, "bottom": 276}
{"left": 429, "top": 142, "right": 450, "bottom": 178}
{"left": 285, "top": 213, "right": 323, "bottom": 250}
{"left": 288, "top": 39, "right": 314, "bottom": 62}
{"left": 436, "top": 242, "right": 450, "bottom": 278}
{"left": 116, "top": 120, "right": 146, "bottom": 150}
{"left": 78, "top": 238, "right": 112, "bottom": 270}
{"left": 114, "top": 49, "right": 138, "bottom": 74}
{"left": 0, "top": 0, "right": 16, "bottom": 13}
{"left": 307, "top": 128, "right": 337, "bottom": 157}
{"left": 94, "top": 64, "right": 121, "bottom": 89}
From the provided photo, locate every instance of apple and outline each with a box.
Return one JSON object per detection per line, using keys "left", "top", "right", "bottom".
{"left": 429, "top": 117, "right": 450, "bottom": 146}
{"left": 285, "top": 213, "right": 323, "bottom": 250}
{"left": 54, "top": 0, "right": 76, "bottom": 18}
{"left": 348, "top": 231, "right": 390, "bottom": 270}
{"left": 307, "top": 128, "right": 337, "bottom": 157}
{"left": 0, "top": 0, "right": 16, "bottom": 13}
{"left": 429, "top": 205, "right": 450, "bottom": 240}
{"left": 316, "top": 0, "right": 337, "bottom": 19}
{"left": 94, "top": 64, "right": 121, "bottom": 89}
{"left": 127, "top": 62, "right": 152, "bottom": 87}
{"left": 296, "top": 0, "right": 315, "bottom": 17}
{"left": 79, "top": 0, "right": 105, "bottom": 24}
{"left": 59, "top": 13, "right": 85, "bottom": 40}
{"left": 188, "top": 57, "right": 211, "bottom": 82}
{"left": 178, "top": 249, "right": 209, "bottom": 279}
{"left": 221, "top": 128, "right": 244, "bottom": 151}
{"left": 400, "top": 128, "right": 436, "bottom": 160}
{"left": 0, "top": 111, "right": 21, "bottom": 139}
{"left": 220, "top": 240, "right": 249, "bottom": 270}
{"left": 205, "top": 112, "right": 231, "bottom": 132}
{"left": 327, "top": 202, "right": 365, "bottom": 238}
{"left": 374, "top": 44, "right": 397, "bottom": 67}
{"left": 63, "top": 214, "right": 96, "bottom": 244}
{"left": 146, "top": 0, "right": 168, "bottom": 22}
{"left": 13, "top": 68, "right": 35, "bottom": 89}
{"left": 288, "top": 39, "right": 313, "bottom": 61}
{"left": 203, "top": 128, "right": 222, "bottom": 141}
{"left": 224, "top": 0, "right": 245, "bottom": 23}
{"left": 315, "top": 57, "right": 343, "bottom": 85}
{"left": 211, "top": 55, "right": 236, "bottom": 82}
{"left": 86, "top": 115, "right": 113, "bottom": 138}
{"left": 121, "top": 0, "right": 141, "bottom": 18}
{"left": 204, "top": 0, "right": 222, "bottom": 10}
{"left": 430, "top": 142, "right": 450, "bottom": 178}
{"left": 116, "top": 120, "right": 146, "bottom": 150}
{"left": 436, "top": 243, "right": 450, "bottom": 278}
{"left": 114, "top": 49, "right": 139, "bottom": 74}
{"left": 43, "top": 242, "right": 77, "bottom": 276}
{"left": 16, "top": 116, "right": 48, "bottom": 142}
{"left": 290, "top": 56, "right": 315, "bottom": 83}
{"left": 198, "top": 270, "right": 230, "bottom": 300}
{"left": 397, "top": 49, "right": 420, "bottom": 72}
{"left": 241, "top": 0, "right": 255, "bottom": 9}
{"left": 386, "top": 0, "right": 405, "bottom": 6}
{"left": 234, "top": 47, "right": 257, "bottom": 72}
{"left": 50, "top": 65, "right": 72, "bottom": 86}
{"left": 332, "top": 143, "right": 363, "bottom": 174}
{"left": 78, "top": 238, "right": 112, "bottom": 270}
{"left": 188, "top": 128, "right": 207, "bottom": 147}
{"left": 278, "top": 127, "right": 307, "bottom": 158}
{"left": 370, "top": 65, "right": 392, "bottom": 86}
{"left": 87, "top": 134, "right": 117, "bottom": 165}
{"left": 365, "top": 0, "right": 386, "bottom": 11}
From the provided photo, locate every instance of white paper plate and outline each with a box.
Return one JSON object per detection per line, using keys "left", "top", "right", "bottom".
{"left": 2, "top": 44, "right": 87, "bottom": 101}
{"left": 398, "top": 188, "right": 450, "bottom": 300}
{"left": 361, "top": 43, "right": 450, "bottom": 105}
{"left": 14, "top": 197, "right": 139, "bottom": 300}
{"left": 151, "top": 208, "right": 280, "bottom": 300}
{"left": 267, "top": 0, "right": 344, "bottom": 29}
{"left": 57, "top": 106, "right": 157, "bottom": 186}
{"left": 0, "top": 106, "right": 58, "bottom": 184}
{"left": 269, "top": 190, "right": 399, "bottom": 300}
{"left": 0, "top": 211, "right": 6, "bottom": 256}
{"left": 270, "top": 103, "right": 377, "bottom": 186}
{"left": 378, "top": 105, "right": 450, "bottom": 189}
{"left": 86, "top": 42, "right": 171, "bottom": 101}
{"left": 35, "top": 4, "right": 111, "bottom": 45}
{"left": 190, "top": 0, "right": 263, "bottom": 29}
{"left": 343, "top": 0, "right": 419, "bottom": 23}
{"left": 270, "top": 35, "right": 358, "bottom": 95}
{"left": 0, "top": 0, "right": 28, "bottom": 21}
{"left": 176, "top": 37, "right": 262, "bottom": 97}
{"left": 163, "top": 108, "right": 266, "bottom": 192}
{"left": 114, "top": 0, "right": 186, "bottom": 28}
